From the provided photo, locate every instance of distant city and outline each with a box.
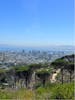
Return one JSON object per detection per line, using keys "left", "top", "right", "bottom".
{"left": 0, "top": 45, "right": 74, "bottom": 69}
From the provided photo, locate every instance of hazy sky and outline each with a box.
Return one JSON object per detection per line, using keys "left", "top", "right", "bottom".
{"left": 0, "top": 0, "right": 74, "bottom": 47}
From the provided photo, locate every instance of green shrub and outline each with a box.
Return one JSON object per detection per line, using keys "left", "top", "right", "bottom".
{"left": 0, "top": 83, "right": 74, "bottom": 99}
{"left": 0, "top": 90, "right": 15, "bottom": 99}
{"left": 36, "top": 87, "right": 46, "bottom": 95}
{"left": 50, "top": 83, "right": 74, "bottom": 99}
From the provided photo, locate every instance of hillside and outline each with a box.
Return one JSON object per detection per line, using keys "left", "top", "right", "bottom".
{"left": 0, "top": 54, "right": 74, "bottom": 99}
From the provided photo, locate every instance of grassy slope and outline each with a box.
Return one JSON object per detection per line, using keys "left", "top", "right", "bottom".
{"left": 0, "top": 82, "right": 74, "bottom": 100}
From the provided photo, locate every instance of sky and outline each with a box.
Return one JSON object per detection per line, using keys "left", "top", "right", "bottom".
{"left": 0, "top": 0, "right": 74, "bottom": 47}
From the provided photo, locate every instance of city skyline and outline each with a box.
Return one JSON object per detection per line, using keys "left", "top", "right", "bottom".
{"left": 0, "top": 0, "right": 74, "bottom": 46}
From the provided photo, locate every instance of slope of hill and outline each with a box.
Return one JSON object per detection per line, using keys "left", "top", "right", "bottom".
{"left": 0, "top": 54, "right": 74, "bottom": 99}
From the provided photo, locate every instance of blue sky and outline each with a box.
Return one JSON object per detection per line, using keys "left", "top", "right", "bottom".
{"left": 0, "top": 0, "right": 74, "bottom": 47}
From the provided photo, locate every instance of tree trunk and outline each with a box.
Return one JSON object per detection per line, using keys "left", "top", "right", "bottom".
{"left": 69, "top": 71, "right": 72, "bottom": 83}
{"left": 61, "top": 68, "right": 63, "bottom": 84}
{"left": 43, "top": 79, "right": 45, "bottom": 87}
{"left": 26, "top": 77, "right": 28, "bottom": 88}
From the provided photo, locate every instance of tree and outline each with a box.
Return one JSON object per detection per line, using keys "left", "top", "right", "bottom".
{"left": 15, "top": 65, "right": 31, "bottom": 88}
{"left": 51, "top": 54, "right": 74, "bottom": 83}
{"left": 36, "top": 68, "right": 52, "bottom": 86}
{"left": 66, "top": 62, "right": 74, "bottom": 82}
{"left": 51, "top": 59, "right": 67, "bottom": 84}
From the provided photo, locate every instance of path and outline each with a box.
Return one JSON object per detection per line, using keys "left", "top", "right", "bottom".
{"left": 50, "top": 69, "right": 61, "bottom": 83}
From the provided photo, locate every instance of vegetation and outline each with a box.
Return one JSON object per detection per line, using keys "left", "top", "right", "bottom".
{"left": 0, "top": 54, "right": 74, "bottom": 99}
{"left": 51, "top": 56, "right": 74, "bottom": 84}
{"left": 14, "top": 66, "right": 30, "bottom": 72}
{"left": 0, "top": 82, "right": 74, "bottom": 99}
{"left": 50, "top": 82, "right": 74, "bottom": 99}
{"left": 36, "top": 68, "right": 52, "bottom": 86}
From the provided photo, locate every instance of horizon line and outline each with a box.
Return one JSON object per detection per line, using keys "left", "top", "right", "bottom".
{"left": 0, "top": 43, "right": 75, "bottom": 48}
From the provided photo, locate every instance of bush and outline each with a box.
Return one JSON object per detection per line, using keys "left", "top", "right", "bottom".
{"left": 0, "top": 89, "right": 15, "bottom": 99}
{"left": 0, "top": 83, "right": 74, "bottom": 99}
{"left": 50, "top": 83, "right": 74, "bottom": 99}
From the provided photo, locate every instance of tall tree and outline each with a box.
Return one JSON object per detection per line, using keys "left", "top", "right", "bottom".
{"left": 51, "top": 59, "right": 67, "bottom": 84}
{"left": 36, "top": 68, "right": 51, "bottom": 86}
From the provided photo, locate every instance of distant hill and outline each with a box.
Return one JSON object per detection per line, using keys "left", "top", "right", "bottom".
{"left": 0, "top": 44, "right": 75, "bottom": 51}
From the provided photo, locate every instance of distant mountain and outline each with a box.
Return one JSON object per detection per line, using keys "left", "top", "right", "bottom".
{"left": 0, "top": 44, "right": 75, "bottom": 51}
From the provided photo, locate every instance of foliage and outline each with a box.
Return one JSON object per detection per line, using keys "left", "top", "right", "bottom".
{"left": 0, "top": 68, "right": 9, "bottom": 74}
{"left": 51, "top": 59, "right": 68, "bottom": 68}
{"left": 0, "top": 89, "right": 35, "bottom": 99}
{"left": 36, "top": 82, "right": 74, "bottom": 100}
{"left": 0, "top": 89, "right": 15, "bottom": 99}
{"left": 14, "top": 65, "right": 30, "bottom": 72}
{"left": 0, "top": 82, "right": 74, "bottom": 99}
{"left": 51, "top": 54, "right": 74, "bottom": 69}
{"left": 50, "top": 82, "right": 74, "bottom": 99}
{"left": 0, "top": 54, "right": 74, "bottom": 99}
{"left": 0, "top": 69, "right": 5, "bottom": 73}
{"left": 36, "top": 68, "right": 52, "bottom": 75}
